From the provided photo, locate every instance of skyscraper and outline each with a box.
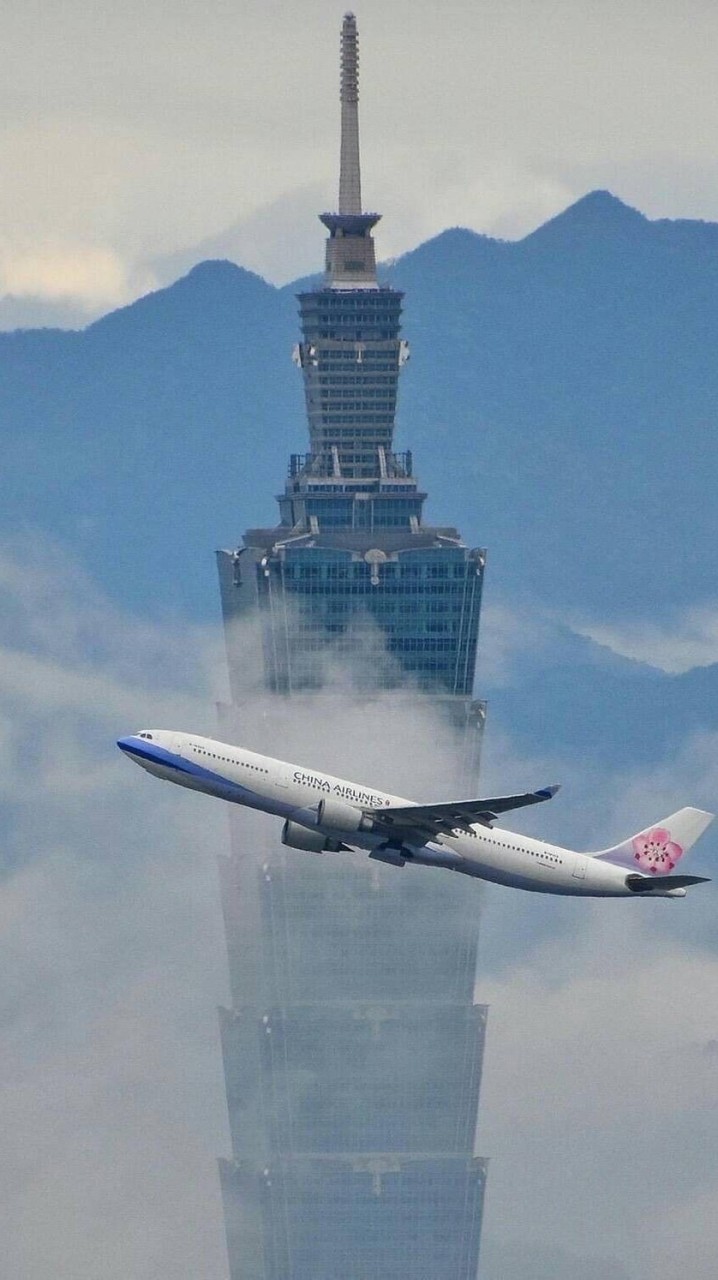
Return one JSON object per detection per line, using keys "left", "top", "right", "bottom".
{"left": 216, "top": 15, "right": 488, "bottom": 1278}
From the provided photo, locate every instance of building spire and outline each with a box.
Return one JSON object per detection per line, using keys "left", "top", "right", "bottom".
{"left": 339, "top": 13, "right": 362, "bottom": 215}
{"left": 319, "top": 13, "right": 380, "bottom": 289}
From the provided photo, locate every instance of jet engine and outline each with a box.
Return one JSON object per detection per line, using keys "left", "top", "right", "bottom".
{"left": 281, "top": 820, "right": 348, "bottom": 854}
{"left": 317, "top": 796, "right": 375, "bottom": 833}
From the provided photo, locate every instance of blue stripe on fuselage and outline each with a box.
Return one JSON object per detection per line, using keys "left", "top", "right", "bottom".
{"left": 117, "top": 737, "right": 261, "bottom": 806}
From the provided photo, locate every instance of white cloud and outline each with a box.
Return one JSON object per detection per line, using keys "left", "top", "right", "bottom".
{"left": 480, "top": 910, "right": 718, "bottom": 1280}
{"left": 0, "top": 242, "right": 153, "bottom": 311}
{"left": 573, "top": 605, "right": 718, "bottom": 674}
{"left": 1, "top": 535, "right": 716, "bottom": 1278}
{"left": 476, "top": 716, "right": 718, "bottom": 1278}
{"left": 0, "top": 542, "right": 230, "bottom": 1278}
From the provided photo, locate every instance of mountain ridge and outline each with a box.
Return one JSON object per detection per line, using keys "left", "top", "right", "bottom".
{"left": 2, "top": 186, "right": 717, "bottom": 768}
{"left": 1, "top": 187, "right": 716, "bottom": 776}
{"left": 7, "top": 188, "right": 718, "bottom": 334}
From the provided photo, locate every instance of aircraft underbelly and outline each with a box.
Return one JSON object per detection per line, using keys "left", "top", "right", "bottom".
{"left": 469, "top": 861, "right": 595, "bottom": 894}
{"left": 450, "top": 839, "right": 598, "bottom": 895}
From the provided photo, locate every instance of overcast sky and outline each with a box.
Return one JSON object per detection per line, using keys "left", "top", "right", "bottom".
{"left": 3, "top": 0, "right": 718, "bottom": 312}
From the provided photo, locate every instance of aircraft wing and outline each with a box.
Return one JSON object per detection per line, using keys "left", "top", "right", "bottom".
{"left": 365, "top": 785, "right": 560, "bottom": 841}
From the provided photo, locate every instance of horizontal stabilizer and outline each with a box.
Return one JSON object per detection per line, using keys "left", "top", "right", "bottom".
{"left": 626, "top": 873, "right": 711, "bottom": 893}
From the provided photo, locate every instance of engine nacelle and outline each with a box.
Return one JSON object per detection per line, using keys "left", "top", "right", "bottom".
{"left": 317, "top": 796, "right": 375, "bottom": 834}
{"left": 281, "top": 820, "right": 346, "bottom": 854}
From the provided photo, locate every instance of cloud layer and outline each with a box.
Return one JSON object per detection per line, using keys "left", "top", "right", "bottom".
{"left": 0, "top": 540, "right": 230, "bottom": 1279}
{"left": 480, "top": 911, "right": 718, "bottom": 1280}
{"left": 573, "top": 606, "right": 718, "bottom": 675}
{"left": 0, "top": 536, "right": 716, "bottom": 1278}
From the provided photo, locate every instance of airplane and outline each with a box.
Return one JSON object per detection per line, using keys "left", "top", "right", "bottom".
{"left": 117, "top": 730, "right": 714, "bottom": 898}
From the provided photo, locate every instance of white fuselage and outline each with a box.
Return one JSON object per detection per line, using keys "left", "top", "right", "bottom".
{"left": 117, "top": 730, "right": 686, "bottom": 898}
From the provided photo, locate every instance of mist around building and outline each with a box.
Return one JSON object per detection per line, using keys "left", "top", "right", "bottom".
{"left": 1, "top": 540, "right": 717, "bottom": 1280}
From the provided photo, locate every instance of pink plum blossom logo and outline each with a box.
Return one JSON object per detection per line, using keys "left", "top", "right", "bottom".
{"left": 632, "top": 828, "right": 684, "bottom": 875}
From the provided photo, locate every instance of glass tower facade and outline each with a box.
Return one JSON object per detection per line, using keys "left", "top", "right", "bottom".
{"left": 216, "top": 851, "right": 487, "bottom": 1280}
{"left": 215, "top": 15, "right": 487, "bottom": 1278}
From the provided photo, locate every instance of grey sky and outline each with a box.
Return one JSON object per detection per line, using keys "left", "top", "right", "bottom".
{"left": 2, "top": 0, "right": 718, "bottom": 309}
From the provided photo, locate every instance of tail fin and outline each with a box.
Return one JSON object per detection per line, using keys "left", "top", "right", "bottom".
{"left": 594, "top": 807, "right": 714, "bottom": 875}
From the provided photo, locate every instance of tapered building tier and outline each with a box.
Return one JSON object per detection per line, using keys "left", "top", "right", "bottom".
{"left": 218, "top": 531, "right": 485, "bottom": 704}
{"left": 219, "top": 1155, "right": 487, "bottom": 1280}
{"left": 216, "top": 829, "right": 488, "bottom": 1280}
{"left": 220, "top": 1001, "right": 485, "bottom": 1157}
{"left": 294, "top": 288, "right": 404, "bottom": 475}
{"left": 218, "top": 850, "right": 486, "bottom": 1166}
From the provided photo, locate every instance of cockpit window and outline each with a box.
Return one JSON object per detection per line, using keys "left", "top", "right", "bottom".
{"left": 138, "top": 732, "right": 154, "bottom": 740}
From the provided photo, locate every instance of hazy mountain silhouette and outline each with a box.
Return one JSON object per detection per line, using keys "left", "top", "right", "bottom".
{"left": 2, "top": 190, "right": 717, "bottom": 762}
{"left": 382, "top": 192, "right": 718, "bottom": 626}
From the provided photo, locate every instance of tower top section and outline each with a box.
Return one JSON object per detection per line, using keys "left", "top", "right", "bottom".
{"left": 295, "top": 13, "right": 408, "bottom": 479}
{"left": 320, "top": 13, "right": 380, "bottom": 289}
{"left": 339, "top": 12, "right": 361, "bottom": 215}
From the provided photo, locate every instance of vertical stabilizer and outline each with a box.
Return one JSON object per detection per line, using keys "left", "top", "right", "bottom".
{"left": 594, "top": 807, "right": 714, "bottom": 873}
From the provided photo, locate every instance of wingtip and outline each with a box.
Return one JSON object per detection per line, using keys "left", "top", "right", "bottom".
{"left": 537, "top": 785, "right": 561, "bottom": 800}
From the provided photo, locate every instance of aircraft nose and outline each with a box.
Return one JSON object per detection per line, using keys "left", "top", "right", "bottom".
{"left": 117, "top": 736, "right": 138, "bottom": 754}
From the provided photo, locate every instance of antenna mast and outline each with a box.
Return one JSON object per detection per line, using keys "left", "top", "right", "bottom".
{"left": 339, "top": 13, "right": 362, "bottom": 215}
